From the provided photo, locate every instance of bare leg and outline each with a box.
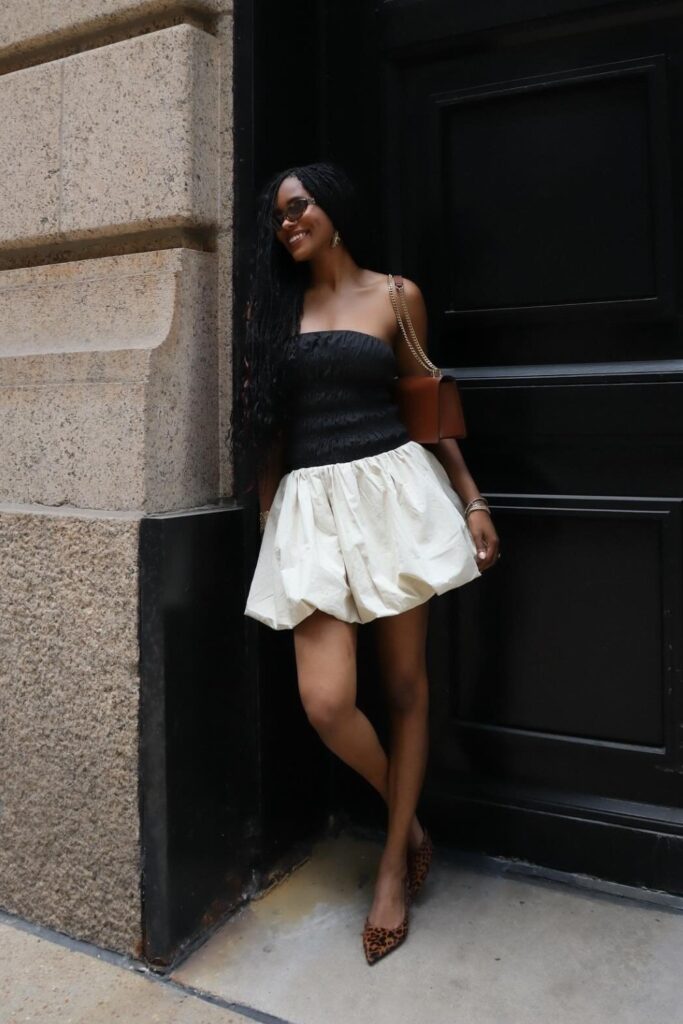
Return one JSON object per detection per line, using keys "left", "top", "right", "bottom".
{"left": 292, "top": 609, "right": 425, "bottom": 848}
{"left": 367, "top": 600, "right": 431, "bottom": 930}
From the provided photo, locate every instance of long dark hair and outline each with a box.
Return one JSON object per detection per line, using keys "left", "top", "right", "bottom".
{"left": 229, "top": 160, "right": 367, "bottom": 494}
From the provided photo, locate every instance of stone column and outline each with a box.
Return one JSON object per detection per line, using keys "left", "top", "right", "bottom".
{"left": 0, "top": 1, "right": 235, "bottom": 960}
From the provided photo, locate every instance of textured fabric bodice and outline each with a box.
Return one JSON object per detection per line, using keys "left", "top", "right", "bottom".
{"left": 281, "top": 329, "right": 410, "bottom": 471}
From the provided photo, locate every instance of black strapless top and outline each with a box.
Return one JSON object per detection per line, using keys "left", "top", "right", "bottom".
{"left": 281, "top": 329, "right": 411, "bottom": 471}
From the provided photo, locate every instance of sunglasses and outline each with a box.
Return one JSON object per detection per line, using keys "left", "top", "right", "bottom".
{"left": 271, "top": 195, "right": 317, "bottom": 231}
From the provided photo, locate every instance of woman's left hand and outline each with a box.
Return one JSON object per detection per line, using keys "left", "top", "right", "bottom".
{"left": 467, "top": 509, "right": 500, "bottom": 571}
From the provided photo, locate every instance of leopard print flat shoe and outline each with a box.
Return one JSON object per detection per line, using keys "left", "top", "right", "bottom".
{"left": 362, "top": 878, "right": 410, "bottom": 965}
{"left": 406, "top": 827, "right": 433, "bottom": 901}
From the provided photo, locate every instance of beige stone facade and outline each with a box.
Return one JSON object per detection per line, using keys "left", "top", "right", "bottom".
{"left": 0, "top": 2, "right": 233, "bottom": 956}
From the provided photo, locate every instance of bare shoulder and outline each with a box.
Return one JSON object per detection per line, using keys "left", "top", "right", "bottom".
{"left": 363, "top": 269, "right": 422, "bottom": 292}
{"left": 394, "top": 274, "right": 426, "bottom": 304}
{"left": 357, "top": 269, "right": 429, "bottom": 355}
{"left": 386, "top": 273, "right": 431, "bottom": 373}
{"left": 362, "top": 269, "right": 428, "bottom": 315}
{"left": 359, "top": 268, "right": 390, "bottom": 290}
{"left": 391, "top": 275, "right": 428, "bottom": 335}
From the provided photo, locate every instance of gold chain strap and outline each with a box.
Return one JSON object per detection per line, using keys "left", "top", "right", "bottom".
{"left": 387, "top": 273, "right": 441, "bottom": 379}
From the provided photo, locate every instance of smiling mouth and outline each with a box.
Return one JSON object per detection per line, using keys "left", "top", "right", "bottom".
{"left": 289, "top": 230, "right": 310, "bottom": 246}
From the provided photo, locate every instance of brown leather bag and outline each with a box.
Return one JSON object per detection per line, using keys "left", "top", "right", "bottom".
{"left": 388, "top": 274, "right": 467, "bottom": 442}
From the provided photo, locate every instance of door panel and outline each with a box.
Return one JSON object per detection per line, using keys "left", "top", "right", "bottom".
{"left": 323, "top": 0, "right": 683, "bottom": 892}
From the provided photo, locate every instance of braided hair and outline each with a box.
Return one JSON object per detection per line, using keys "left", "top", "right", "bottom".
{"left": 229, "top": 160, "right": 367, "bottom": 495}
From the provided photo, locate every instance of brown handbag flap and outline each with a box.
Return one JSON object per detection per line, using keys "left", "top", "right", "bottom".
{"left": 395, "top": 375, "right": 440, "bottom": 442}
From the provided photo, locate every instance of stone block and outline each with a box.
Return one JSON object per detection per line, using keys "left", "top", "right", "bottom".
{"left": 0, "top": 24, "right": 220, "bottom": 248}
{"left": 0, "top": 62, "right": 61, "bottom": 244}
{"left": 61, "top": 25, "right": 219, "bottom": 238}
{"left": 0, "top": 248, "right": 219, "bottom": 512}
{"left": 0, "top": 508, "right": 142, "bottom": 955}
{"left": 0, "top": 1, "right": 229, "bottom": 61}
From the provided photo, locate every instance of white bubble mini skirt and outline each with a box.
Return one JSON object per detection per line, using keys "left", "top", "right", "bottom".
{"left": 243, "top": 439, "right": 482, "bottom": 631}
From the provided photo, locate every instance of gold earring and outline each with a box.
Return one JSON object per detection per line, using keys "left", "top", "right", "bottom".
{"left": 330, "top": 229, "right": 341, "bottom": 248}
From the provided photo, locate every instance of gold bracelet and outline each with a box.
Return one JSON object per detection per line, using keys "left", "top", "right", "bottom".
{"left": 464, "top": 497, "right": 491, "bottom": 520}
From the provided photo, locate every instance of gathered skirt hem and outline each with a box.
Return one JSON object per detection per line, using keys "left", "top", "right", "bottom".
{"left": 244, "top": 440, "right": 482, "bottom": 631}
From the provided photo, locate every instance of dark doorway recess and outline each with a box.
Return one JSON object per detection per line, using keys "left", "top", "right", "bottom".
{"left": 231, "top": 0, "right": 683, "bottom": 925}
{"left": 138, "top": 506, "right": 330, "bottom": 966}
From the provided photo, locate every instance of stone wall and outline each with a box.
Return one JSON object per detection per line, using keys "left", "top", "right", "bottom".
{"left": 0, "top": 1, "right": 233, "bottom": 956}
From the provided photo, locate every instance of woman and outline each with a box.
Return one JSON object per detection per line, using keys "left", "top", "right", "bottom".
{"left": 231, "top": 160, "right": 499, "bottom": 964}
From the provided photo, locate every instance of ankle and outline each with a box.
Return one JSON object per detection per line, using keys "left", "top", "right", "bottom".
{"left": 378, "top": 853, "right": 408, "bottom": 879}
{"left": 410, "top": 817, "right": 424, "bottom": 844}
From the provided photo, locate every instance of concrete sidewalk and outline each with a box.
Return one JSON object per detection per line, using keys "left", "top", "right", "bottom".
{"left": 0, "top": 915, "right": 275, "bottom": 1024}
{"left": 2, "top": 831, "right": 682, "bottom": 1024}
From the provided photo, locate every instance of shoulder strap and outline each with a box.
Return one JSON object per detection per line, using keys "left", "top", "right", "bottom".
{"left": 387, "top": 274, "right": 441, "bottom": 378}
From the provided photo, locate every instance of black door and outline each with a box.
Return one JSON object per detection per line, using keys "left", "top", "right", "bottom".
{"left": 240, "top": 0, "right": 683, "bottom": 894}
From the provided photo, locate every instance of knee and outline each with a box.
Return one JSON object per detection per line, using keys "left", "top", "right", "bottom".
{"left": 385, "top": 672, "right": 428, "bottom": 714}
{"left": 303, "top": 694, "right": 352, "bottom": 735}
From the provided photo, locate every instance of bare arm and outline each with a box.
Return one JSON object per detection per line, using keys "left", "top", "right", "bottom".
{"left": 423, "top": 435, "right": 484, "bottom": 505}
{"left": 394, "top": 278, "right": 499, "bottom": 569}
